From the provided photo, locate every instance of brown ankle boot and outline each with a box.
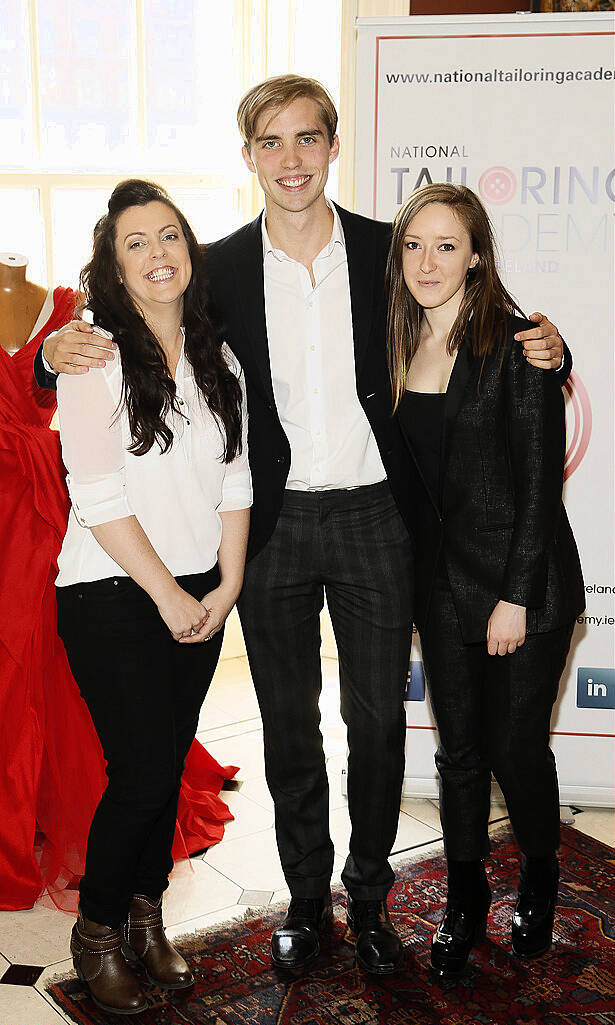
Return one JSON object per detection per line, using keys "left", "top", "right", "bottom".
{"left": 122, "top": 893, "right": 193, "bottom": 989}
{"left": 70, "top": 910, "right": 147, "bottom": 1015}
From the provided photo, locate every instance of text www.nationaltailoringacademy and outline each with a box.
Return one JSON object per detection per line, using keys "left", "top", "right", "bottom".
{"left": 385, "top": 66, "right": 614, "bottom": 85}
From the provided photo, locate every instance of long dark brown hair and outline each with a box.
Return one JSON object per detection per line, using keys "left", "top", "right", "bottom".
{"left": 80, "top": 179, "right": 242, "bottom": 460}
{"left": 386, "top": 183, "right": 524, "bottom": 410}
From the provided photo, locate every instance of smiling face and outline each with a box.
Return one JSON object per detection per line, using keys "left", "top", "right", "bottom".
{"left": 402, "top": 202, "right": 478, "bottom": 317}
{"left": 242, "top": 96, "right": 339, "bottom": 216}
{"left": 114, "top": 200, "right": 192, "bottom": 318}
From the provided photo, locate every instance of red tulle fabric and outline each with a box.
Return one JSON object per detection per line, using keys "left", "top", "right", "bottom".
{"left": 0, "top": 288, "right": 238, "bottom": 912}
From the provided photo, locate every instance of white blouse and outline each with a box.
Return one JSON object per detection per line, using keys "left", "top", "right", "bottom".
{"left": 56, "top": 330, "right": 252, "bottom": 586}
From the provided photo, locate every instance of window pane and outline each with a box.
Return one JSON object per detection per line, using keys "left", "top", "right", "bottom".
{"left": 267, "top": 0, "right": 292, "bottom": 77}
{"left": 170, "top": 187, "right": 242, "bottom": 245}
{"left": 37, "top": 0, "right": 138, "bottom": 170}
{"left": 0, "top": 0, "right": 35, "bottom": 167}
{"left": 0, "top": 188, "right": 46, "bottom": 285}
{"left": 143, "top": 1, "right": 244, "bottom": 181}
{"left": 51, "top": 188, "right": 110, "bottom": 287}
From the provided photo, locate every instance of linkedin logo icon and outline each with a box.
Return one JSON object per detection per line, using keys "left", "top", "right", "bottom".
{"left": 405, "top": 660, "right": 426, "bottom": 702}
{"left": 576, "top": 668, "right": 615, "bottom": 709}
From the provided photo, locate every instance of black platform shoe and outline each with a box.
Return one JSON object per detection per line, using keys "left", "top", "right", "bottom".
{"left": 430, "top": 859, "right": 491, "bottom": 978}
{"left": 512, "top": 853, "right": 559, "bottom": 958}
{"left": 347, "top": 898, "right": 404, "bottom": 974}
{"left": 270, "top": 894, "right": 333, "bottom": 970}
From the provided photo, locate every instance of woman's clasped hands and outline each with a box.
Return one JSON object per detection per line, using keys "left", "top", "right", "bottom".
{"left": 184, "top": 583, "right": 241, "bottom": 644}
{"left": 156, "top": 584, "right": 210, "bottom": 642}
{"left": 156, "top": 581, "right": 240, "bottom": 644}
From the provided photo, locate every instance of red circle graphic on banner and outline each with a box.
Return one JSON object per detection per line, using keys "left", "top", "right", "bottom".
{"left": 563, "top": 371, "right": 592, "bottom": 481}
{"left": 478, "top": 166, "right": 517, "bottom": 205}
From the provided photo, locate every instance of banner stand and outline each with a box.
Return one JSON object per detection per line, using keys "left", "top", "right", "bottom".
{"left": 355, "top": 12, "right": 615, "bottom": 808}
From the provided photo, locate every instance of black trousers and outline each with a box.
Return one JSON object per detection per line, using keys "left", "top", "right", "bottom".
{"left": 420, "top": 573, "right": 574, "bottom": 862}
{"left": 238, "top": 482, "right": 414, "bottom": 901}
{"left": 56, "top": 567, "right": 223, "bottom": 927}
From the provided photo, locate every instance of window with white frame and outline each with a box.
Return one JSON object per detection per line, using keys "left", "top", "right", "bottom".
{"left": 0, "top": 0, "right": 342, "bottom": 288}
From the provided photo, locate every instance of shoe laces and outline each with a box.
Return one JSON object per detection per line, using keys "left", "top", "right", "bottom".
{"left": 288, "top": 897, "right": 320, "bottom": 919}
{"left": 354, "top": 900, "right": 385, "bottom": 927}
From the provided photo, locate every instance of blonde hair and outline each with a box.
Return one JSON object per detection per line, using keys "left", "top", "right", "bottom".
{"left": 237, "top": 74, "right": 338, "bottom": 149}
{"left": 386, "top": 183, "right": 523, "bottom": 411}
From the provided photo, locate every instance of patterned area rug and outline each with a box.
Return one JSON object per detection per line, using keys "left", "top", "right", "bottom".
{"left": 48, "top": 824, "right": 615, "bottom": 1024}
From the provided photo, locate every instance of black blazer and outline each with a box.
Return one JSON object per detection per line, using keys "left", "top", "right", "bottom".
{"left": 203, "top": 204, "right": 414, "bottom": 558}
{"left": 397, "top": 315, "right": 584, "bottom": 643}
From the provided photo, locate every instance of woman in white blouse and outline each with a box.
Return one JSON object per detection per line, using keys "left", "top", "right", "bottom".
{"left": 55, "top": 179, "right": 251, "bottom": 1016}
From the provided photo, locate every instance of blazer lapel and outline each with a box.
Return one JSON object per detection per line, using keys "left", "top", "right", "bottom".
{"left": 231, "top": 214, "right": 276, "bottom": 407}
{"left": 441, "top": 339, "right": 475, "bottom": 482}
{"left": 336, "top": 205, "right": 375, "bottom": 376}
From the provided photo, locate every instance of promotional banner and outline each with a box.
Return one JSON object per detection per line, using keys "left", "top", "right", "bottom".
{"left": 355, "top": 12, "right": 615, "bottom": 805}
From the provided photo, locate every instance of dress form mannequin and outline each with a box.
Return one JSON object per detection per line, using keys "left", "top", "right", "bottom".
{"left": 0, "top": 253, "right": 47, "bottom": 355}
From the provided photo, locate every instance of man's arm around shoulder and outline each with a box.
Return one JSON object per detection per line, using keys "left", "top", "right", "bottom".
{"left": 34, "top": 321, "right": 117, "bottom": 390}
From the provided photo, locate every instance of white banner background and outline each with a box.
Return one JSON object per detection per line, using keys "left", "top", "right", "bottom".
{"left": 355, "top": 12, "right": 615, "bottom": 805}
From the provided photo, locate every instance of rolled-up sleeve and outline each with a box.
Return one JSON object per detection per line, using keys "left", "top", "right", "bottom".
{"left": 219, "top": 366, "right": 252, "bottom": 512}
{"left": 57, "top": 367, "right": 133, "bottom": 527}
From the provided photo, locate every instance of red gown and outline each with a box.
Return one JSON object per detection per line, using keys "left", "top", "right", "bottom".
{"left": 0, "top": 287, "right": 238, "bottom": 911}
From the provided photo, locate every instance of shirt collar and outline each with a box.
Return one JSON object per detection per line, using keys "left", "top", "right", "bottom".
{"left": 261, "top": 199, "right": 345, "bottom": 262}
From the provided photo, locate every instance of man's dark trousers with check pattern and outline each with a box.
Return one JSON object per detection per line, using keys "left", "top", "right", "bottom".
{"left": 238, "top": 481, "right": 414, "bottom": 901}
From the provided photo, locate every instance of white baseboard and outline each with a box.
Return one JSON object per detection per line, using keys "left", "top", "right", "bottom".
{"left": 340, "top": 769, "right": 614, "bottom": 810}
{"left": 556, "top": 785, "right": 615, "bottom": 809}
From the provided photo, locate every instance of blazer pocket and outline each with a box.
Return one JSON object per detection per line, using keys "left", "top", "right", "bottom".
{"left": 476, "top": 522, "right": 514, "bottom": 533}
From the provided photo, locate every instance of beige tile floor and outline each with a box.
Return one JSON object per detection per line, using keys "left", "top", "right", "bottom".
{"left": 1, "top": 654, "right": 613, "bottom": 1024}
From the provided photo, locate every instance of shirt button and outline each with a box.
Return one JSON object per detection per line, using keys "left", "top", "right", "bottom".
{"left": 178, "top": 398, "right": 184, "bottom": 405}
{"left": 185, "top": 419, "right": 191, "bottom": 425}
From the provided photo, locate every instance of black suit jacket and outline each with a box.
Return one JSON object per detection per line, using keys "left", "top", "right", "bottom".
{"left": 397, "top": 314, "right": 584, "bottom": 643}
{"left": 203, "top": 204, "right": 414, "bottom": 558}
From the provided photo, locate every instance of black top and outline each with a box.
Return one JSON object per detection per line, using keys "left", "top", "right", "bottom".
{"left": 398, "top": 390, "right": 446, "bottom": 509}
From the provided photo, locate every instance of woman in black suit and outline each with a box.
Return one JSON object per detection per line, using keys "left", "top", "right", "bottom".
{"left": 386, "top": 184, "right": 584, "bottom": 977}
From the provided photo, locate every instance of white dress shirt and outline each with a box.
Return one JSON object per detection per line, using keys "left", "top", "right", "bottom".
{"left": 263, "top": 202, "right": 386, "bottom": 491}
{"left": 56, "top": 330, "right": 252, "bottom": 586}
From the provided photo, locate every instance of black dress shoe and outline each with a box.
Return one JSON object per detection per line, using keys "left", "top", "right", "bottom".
{"left": 512, "top": 854, "right": 559, "bottom": 958}
{"left": 512, "top": 890, "right": 556, "bottom": 958}
{"left": 270, "top": 894, "right": 333, "bottom": 970}
{"left": 346, "top": 898, "right": 403, "bottom": 974}
{"left": 430, "top": 903, "right": 488, "bottom": 977}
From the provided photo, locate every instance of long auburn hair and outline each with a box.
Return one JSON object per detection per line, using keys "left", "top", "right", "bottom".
{"left": 79, "top": 179, "right": 242, "bottom": 460}
{"left": 386, "top": 183, "right": 524, "bottom": 411}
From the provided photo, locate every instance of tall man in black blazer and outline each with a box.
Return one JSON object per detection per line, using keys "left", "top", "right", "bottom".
{"left": 35, "top": 75, "right": 567, "bottom": 975}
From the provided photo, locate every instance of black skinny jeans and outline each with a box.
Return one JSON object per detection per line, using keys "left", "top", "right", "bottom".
{"left": 56, "top": 566, "right": 223, "bottom": 927}
{"left": 420, "top": 571, "right": 574, "bottom": 862}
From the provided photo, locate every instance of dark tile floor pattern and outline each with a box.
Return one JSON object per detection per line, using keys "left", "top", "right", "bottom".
{"left": 0, "top": 964, "right": 44, "bottom": 986}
